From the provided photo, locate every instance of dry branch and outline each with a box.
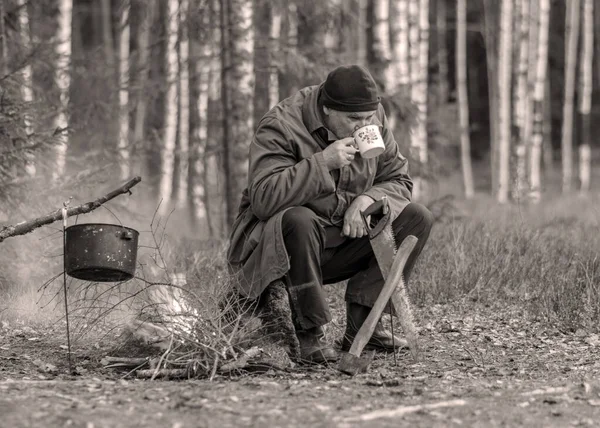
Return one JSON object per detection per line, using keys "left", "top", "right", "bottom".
{"left": 0, "top": 176, "right": 142, "bottom": 243}
{"left": 342, "top": 399, "right": 468, "bottom": 422}
{"left": 136, "top": 368, "right": 188, "bottom": 380}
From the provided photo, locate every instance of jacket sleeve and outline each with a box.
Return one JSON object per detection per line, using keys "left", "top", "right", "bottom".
{"left": 248, "top": 118, "right": 336, "bottom": 220}
{"left": 362, "top": 106, "right": 413, "bottom": 217}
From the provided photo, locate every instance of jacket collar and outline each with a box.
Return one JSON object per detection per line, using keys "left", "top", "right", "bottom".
{"left": 302, "top": 84, "right": 336, "bottom": 139}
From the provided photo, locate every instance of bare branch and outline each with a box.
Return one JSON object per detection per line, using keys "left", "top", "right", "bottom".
{"left": 0, "top": 176, "right": 142, "bottom": 243}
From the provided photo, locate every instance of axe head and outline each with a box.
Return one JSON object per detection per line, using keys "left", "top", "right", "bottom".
{"left": 338, "top": 349, "right": 376, "bottom": 376}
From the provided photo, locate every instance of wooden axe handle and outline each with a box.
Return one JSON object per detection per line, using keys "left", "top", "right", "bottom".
{"left": 348, "top": 235, "right": 418, "bottom": 357}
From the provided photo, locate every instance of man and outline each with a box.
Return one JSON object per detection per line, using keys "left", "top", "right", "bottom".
{"left": 227, "top": 65, "right": 433, "bottom": 364}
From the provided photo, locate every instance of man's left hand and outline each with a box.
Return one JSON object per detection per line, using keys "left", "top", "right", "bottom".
{"left": 342, "top": 195, "right": 375, "bottom": 238}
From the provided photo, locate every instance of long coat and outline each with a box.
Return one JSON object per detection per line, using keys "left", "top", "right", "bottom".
{"left": 227, "top": 84, "right": 413, "bottom": 299}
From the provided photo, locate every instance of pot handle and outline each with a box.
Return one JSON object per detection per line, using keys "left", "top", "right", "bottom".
{"left": 117, "top": 230, "right": 134, "bottom": 240}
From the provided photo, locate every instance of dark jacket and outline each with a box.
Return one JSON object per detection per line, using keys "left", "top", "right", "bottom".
{"left": 227, "top": 84, "right": 413, "bottom": 298}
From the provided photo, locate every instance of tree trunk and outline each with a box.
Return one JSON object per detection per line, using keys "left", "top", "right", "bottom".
{"left": 205, "top": 0, "right": 224, "bottom": 237}
{"left": 177, "top": 0, "right": 190, "bottom": 208}
{"left": 190, "top": 8, "right": 211, "bottom": 228}
{"left": 269, "top": 3, "right": 282, "bottom": 109}
{"left": 392, "top": 0, "right": 410, "bottom": 90}
{"left": 357, "top": 0, "right": 368, "bottom": 66}
{"left": 524, "top": 0, "right": 539, "bottom": 176}
{"left": 512, "top": 0, "right": 529, "bottom": 201}
{"left": 496, "top": 0, "right": 513, "bottom": 204}
{"left": 0, "top": 0, "right": 7, "bottom": 76}
{"left": 529, "top": 0, "right": 550, "bottom": 203}
{"left": 253, "top": 0, "right": 270, "bottom": 127}
{"left": 578, "top": 0, "right": 593, "bottom": 194}
{"left": 409, "top": 0, "right": 429, "bottom": 199}
{"left": 223, "top": 0, "right": 254, "bottom": 230}
{"left": 542, "top": 73, "right": 552, "bottom": 173}
{"left": 561, "top": 0, "right": 580, "bottom": 193}
{"left": 101, "top": 0, "right": 115, "bottom": 78}
{"left": 456, "top": 0, "right": 474, "bottom": 199}
{"left": 133, "top": 1, "right": 155, "bottom": 164}
{"left": 17, "top": 0, "right": 35, "bottom": 176}
{"left": 483, "top": 0, "right": 499, "bottom": 196}
{"left": 279, "top": 1, "right": 298, "bottom": 98}
{"left": 596, "top": 0, "right": 600, "bottom": 99}
{"left": 158, "top": 0, "right": 180, "bottom": 215}
{"left": 324, "top": 0, "right": 341, "bottom": 50}
{"left": 388, "top": 0, "right": 409, "bottom": 133}
{"left": 117, "top": 0, "right": 130, "bottom": 181}
{"left": 53, "top": 0, "right": 73, "bottom": 181}
{"left": 370, "top": 0, "right": 392, "bottom": 89}
{"left": 436, "top": 0, "right": 448, "bottom": 103}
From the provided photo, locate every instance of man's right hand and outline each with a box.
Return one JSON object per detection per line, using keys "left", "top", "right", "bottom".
{"left": 322, "top": 137, "right": 359, "bottom": 170}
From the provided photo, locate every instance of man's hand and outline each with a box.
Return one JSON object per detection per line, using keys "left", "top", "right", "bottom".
{"left": 342, "top": 194, "right": 375, "bottom": 239}
{"left": 322, "top": 137, "right": 358, "bottom": 170}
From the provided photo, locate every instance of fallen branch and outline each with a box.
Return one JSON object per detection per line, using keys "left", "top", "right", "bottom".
{"left": 101, "top": 356, "right": 155, "bottom": 370}
{"left": 0, "top": 176, "right": 142, "bottom": 243}
{"left": 136, "top": 368, "right": 188, "bottom": 380}
{"left": 342, "top": 399, "right": 468, "bottom": 422}
{"left": 218, "top": 346, "right": 262, "bottom": 373}
{"left": 521, "top": 386, "right": 573, "bottom": 396}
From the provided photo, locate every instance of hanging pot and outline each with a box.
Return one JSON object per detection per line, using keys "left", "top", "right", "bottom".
{"left": 65, "top": 223, "right": 139, "bottom": 282}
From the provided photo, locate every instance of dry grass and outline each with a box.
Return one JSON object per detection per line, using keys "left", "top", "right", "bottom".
{"left": 411, "top": 192, "right": 600, "bottom": 332}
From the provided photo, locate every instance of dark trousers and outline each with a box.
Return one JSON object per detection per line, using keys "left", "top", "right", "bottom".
{"left": 282, "top": 203, "right": 434, "bottom": 330}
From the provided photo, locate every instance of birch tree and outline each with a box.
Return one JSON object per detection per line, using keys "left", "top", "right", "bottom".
{"left": 578, "top": 0, "right": 593, "bottom": 194}
{"left": 408, "top": 0, "right": 429, "bottom": 199}
{"left": 223, "top": 0, "right": 254, "bottom": 229}
{"left": 388, "top": 0, "right": 409, "bottom": 133}
{"left": 391, "top": 0, "right": 409, "bottom": 91}
{"left": 456, "top": 0, "right": 473, "bottom": 198}
{"left": 529, "top": 0, "right": 550, "bottom": 203}
{"left": 496, "top": 0, "right": 513, "bottom": 203}
{"left": 53, "top": 0, "right": 73, "bottom": 180}
{"left": 561, "top": 0, "right": 580, "bottom": 193}
{"left": 17, "top": 0, "right": 35, "bottom": 176}
{"left": 269, "top": 2, "right": 282, "bottom": 109}
{"left": 370, "top": 0, "right": 392, "bottom": 89}
{"left": 158, "top": 0, "right": 180, "bottom": 215}
{"left": 177, "top": 0, "right": 190, "bottom": 207}
{"left": 117, "top": 0, "right": 130, "bottom": 180}
{"left": 512, "top": 0, "right": 528, "bottom": 201}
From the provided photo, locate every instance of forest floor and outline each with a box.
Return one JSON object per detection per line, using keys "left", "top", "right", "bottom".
{"left": 2, "top": 301, "right": 600, "bottom": 428}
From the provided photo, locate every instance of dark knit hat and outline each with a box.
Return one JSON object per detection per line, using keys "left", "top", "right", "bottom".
{"left": 320, "top": 65, "right": 380, "bottom": 112}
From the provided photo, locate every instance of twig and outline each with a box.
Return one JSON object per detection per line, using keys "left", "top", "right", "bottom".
{"left": 342, "top": 399, "right": 468, "bottom": 422}
{"left": 0, "top": 176, "right": 142, "bottom": 243}
{"left": 151, "top": 334, "right": 174, "bottom": 381}
{"left": 209, "top": 353, "right": 220, "bottom": 382}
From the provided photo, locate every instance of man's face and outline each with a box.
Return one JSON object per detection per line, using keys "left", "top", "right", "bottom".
{"left": 322, "top": 106, "right": 377, "bottom": 139}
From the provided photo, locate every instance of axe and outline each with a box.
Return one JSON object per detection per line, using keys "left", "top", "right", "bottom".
{"left": 338, "top": 234, "right": 418, "bottom": 376}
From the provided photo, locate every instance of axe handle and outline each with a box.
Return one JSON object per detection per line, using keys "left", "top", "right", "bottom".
{"left": 348, "top": 235, "right": 418, "bottom": 357}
